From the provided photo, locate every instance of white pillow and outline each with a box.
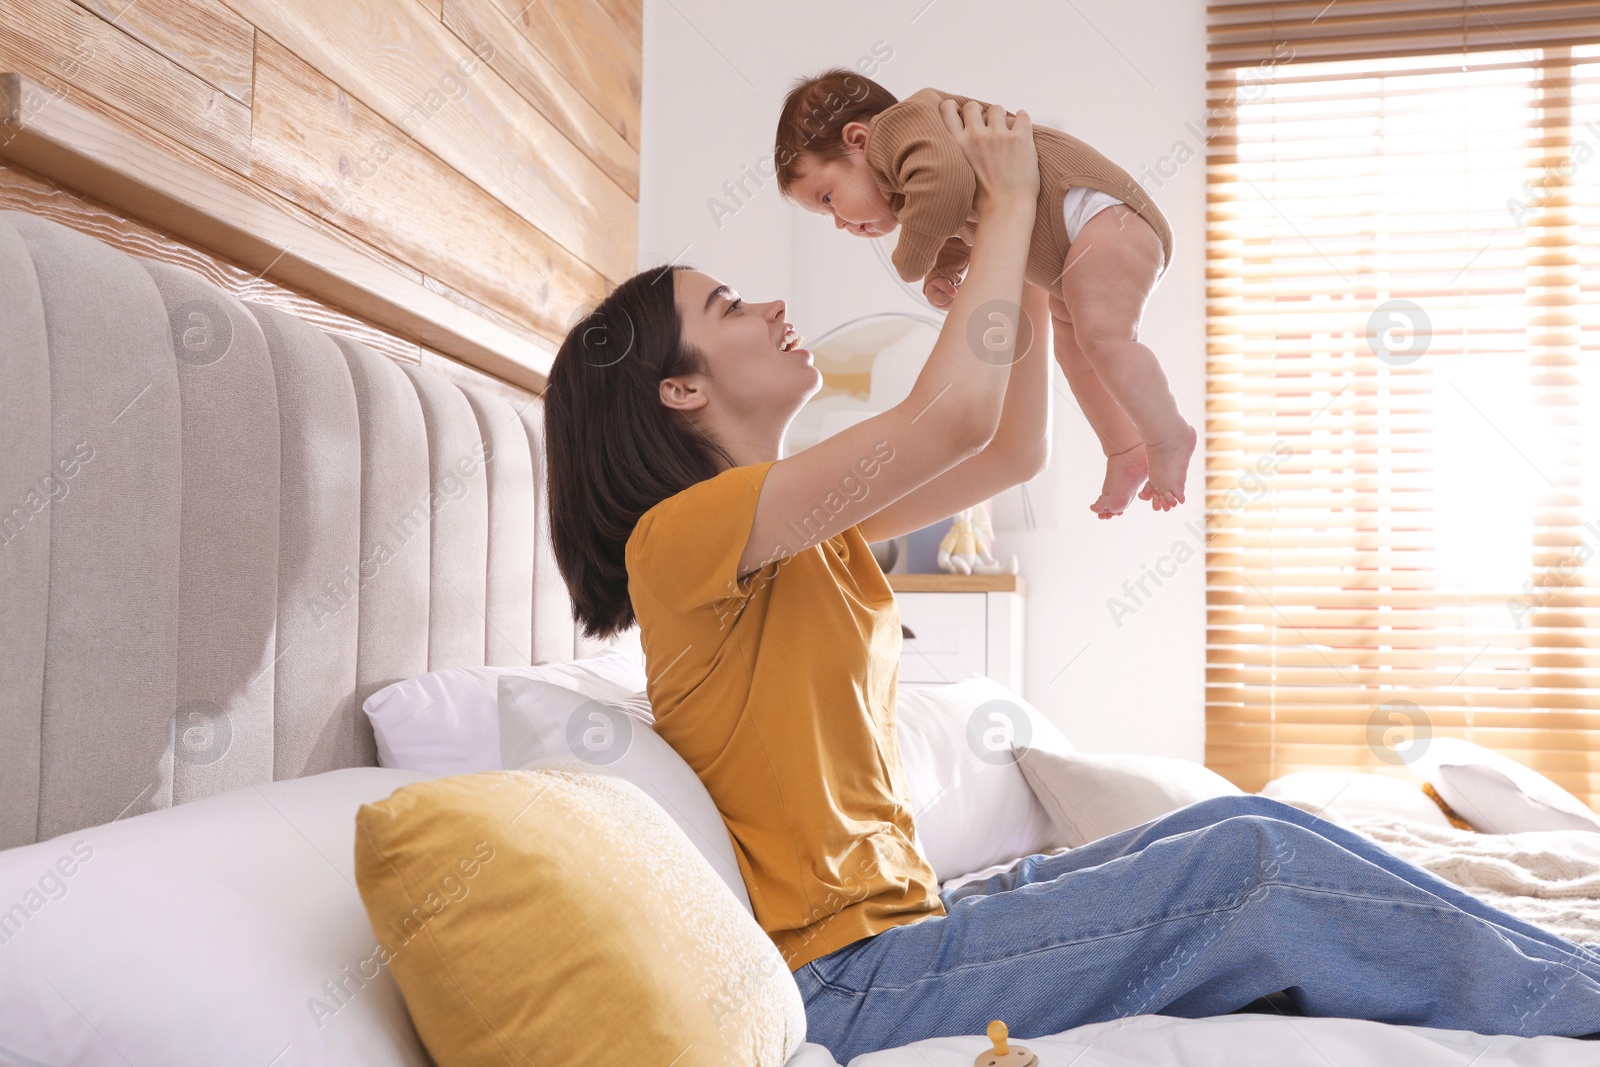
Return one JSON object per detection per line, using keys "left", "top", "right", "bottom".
{"left": 0, "top": 768, "right": 435, "bottom": 1066}
{"left": 1259, "top": 770, "right": 1452, "bottom": 830}
{"left": 1404, "top": 737, "right": 1600, "bottom": 834}
{"left": 361, "top": 648, "right": 647, "bottom": 774}
{"left": 1014, "top": 748, "right": 1244, "bottom": 847}
{"left": 497, "top": 675, "right": 754, "bottom": 914}
{"left": 895, "top": 676, "right": 1073, "bottom": 880}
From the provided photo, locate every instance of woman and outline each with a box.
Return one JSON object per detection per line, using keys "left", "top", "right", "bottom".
{"left": 542, "top": 101, "right": 1600, "bottom": 1063}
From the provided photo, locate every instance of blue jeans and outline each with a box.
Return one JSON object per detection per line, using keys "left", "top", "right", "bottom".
{"left": 795, "top": 795, "right": 1600, "bottom": 1063}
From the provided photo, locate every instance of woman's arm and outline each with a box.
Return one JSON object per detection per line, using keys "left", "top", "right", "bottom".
{"left": 856, "top": 283, "right": 1052, "bottom": 544}
{"left": 736, "top": 102, "right": 1039, "bottom": 578}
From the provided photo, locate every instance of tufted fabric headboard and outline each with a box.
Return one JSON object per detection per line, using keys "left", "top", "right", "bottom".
{"left": 0, "top": 210, "right": 632, "bottom": 849}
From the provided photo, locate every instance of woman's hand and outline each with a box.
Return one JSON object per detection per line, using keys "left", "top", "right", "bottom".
{"left": 939, "top": 99, "right": 1038, "bottom": 218}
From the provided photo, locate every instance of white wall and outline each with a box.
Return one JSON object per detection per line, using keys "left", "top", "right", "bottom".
{"left": 639, "top": 0, "right": 1209, "bottom": 758}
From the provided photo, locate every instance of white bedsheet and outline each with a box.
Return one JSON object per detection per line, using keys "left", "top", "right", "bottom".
{"left": 788, "top": 815, "right": 1600, "bottom": 1066}
{"left": 844, "top": 1013, "right": 1598, "bottom": 1066}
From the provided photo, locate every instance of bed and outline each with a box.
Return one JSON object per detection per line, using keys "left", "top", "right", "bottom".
{"left": 2, "top": 207, "right": 1598, "bottom": 1065}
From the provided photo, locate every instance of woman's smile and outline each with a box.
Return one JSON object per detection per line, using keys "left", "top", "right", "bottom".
{"left": 779, "top": 323, "right": 811, "bottom": 358}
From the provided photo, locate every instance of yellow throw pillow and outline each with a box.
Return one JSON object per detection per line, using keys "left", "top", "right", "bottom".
{"left": 353, "top": 766, "right": 806, "bottom": 1066}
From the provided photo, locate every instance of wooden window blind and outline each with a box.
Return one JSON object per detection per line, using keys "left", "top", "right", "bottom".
{"left": 1203, "top": 0, "right": 1600, "bottom": 807}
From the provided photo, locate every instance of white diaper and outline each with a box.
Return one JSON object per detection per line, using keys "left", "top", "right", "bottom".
{"left": 1062, "top": 186, "right": 1125, "bottom": 244}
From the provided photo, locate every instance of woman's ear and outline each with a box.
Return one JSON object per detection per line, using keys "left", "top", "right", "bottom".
{"left": 658, "top": 375, "right": 708, "bottom": 414}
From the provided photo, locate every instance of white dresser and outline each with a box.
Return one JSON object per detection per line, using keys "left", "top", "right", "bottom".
{"left": 889, "top": 573, "right": 1026, "bottom": 691}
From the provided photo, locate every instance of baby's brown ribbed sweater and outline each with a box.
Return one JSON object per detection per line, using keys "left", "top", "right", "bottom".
{"left": 864, "top": 87, "right": 1173, "bottom": 292}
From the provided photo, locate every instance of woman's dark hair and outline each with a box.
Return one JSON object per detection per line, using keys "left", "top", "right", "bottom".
{"left": 543, "top": 264, "right": 737, "bottom": 640}
{"left": 774, "top": 68, "right": 899, "bottom": 197}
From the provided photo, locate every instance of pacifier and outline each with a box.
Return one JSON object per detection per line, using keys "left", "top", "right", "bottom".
{"left": 973, "top": 1019, "right": 1038, "bottom": 1067}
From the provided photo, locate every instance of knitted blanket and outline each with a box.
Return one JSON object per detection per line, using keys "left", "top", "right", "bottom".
{"left": 1341, "top": 814, "right": 1600, "bottom": 949}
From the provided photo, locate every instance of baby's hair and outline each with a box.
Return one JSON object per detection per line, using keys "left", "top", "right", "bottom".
{"left": 773, "top": 68, "right": 898, "bottom": 199}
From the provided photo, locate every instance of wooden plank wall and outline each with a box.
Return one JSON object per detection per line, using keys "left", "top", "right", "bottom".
{"left": 0, "top": 0, "right": 642, "bottom": 390}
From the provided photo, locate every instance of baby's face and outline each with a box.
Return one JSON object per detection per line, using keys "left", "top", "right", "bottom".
{"left": 788, "top": 151, "right": 898, "bottom": 238}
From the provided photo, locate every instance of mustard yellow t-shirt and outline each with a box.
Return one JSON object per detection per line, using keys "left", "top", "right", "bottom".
{"left": 624, "top": 459, "right": 945, "bottom": 971}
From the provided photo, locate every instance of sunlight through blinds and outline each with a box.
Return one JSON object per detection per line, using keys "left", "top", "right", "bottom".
{"left": 1204, "top": 0, "right": 1600, "bottom": 806}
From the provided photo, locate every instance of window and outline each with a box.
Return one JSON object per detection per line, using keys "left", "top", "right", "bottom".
{"left": 1204, "top": 2, "right": 1600, "bottom": 805}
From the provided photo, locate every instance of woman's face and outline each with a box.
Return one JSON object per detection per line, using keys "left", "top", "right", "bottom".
{"left": 669, "top": 269, "right": 822, "bottom": 438}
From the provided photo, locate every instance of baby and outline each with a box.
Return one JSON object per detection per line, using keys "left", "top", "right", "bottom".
{"left": 773, "top": 70, "right": 1196, "bottom": 517}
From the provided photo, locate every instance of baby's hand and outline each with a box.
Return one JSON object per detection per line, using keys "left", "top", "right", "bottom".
{"left": 924, "top": 275, "right": 959, "bottom": 309}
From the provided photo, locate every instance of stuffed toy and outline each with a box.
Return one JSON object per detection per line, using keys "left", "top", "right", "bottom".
{"left": 937, "top": 501, "right": 1019, "bottom": 576}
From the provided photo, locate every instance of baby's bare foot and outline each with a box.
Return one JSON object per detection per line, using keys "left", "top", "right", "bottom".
{"left": 1139, "top": 423, "right": 1198, "bottom": 512}
{"left": 1090, "top": 443, "right": 1149, "bottom": 520}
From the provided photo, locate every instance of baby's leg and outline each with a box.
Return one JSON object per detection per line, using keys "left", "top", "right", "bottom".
{"left": 1046, "top": 288, "right": 1149, "bottom": 518}
{"left": 1057, "top": 206, "right": 1195, "bottom": 511}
